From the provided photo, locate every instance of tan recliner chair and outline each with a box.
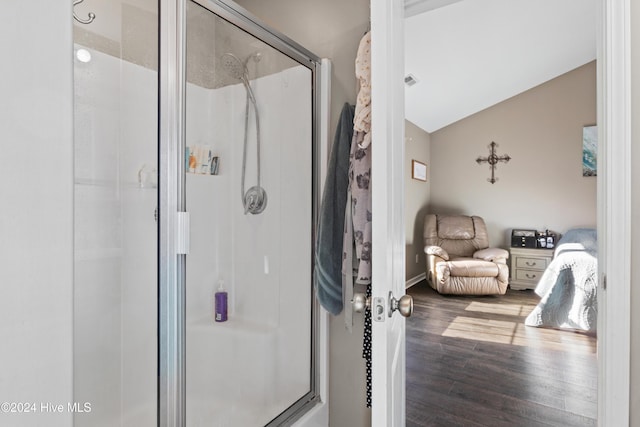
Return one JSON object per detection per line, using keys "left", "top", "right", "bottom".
{"left": 424, "top": 214, "right": 509, "bottom": 295}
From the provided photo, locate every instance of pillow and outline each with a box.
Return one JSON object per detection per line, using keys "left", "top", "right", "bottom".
{"left": 473, "top": 247, "right": 509, "bottom": 262}
{"left": 425, "top": 245, "right": 449, "bottom": 260}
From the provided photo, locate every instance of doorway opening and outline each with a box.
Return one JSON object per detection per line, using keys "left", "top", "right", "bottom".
{"left": 406, "top": 2, "right": 603, "bottom": 426}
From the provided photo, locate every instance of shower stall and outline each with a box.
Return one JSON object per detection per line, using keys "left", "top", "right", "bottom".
{"left": 73, "top": 0, "right": 323, "bottom": 425}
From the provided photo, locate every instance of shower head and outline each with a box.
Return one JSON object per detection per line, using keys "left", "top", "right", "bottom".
{"left": 220, "top": 53, "right": 247, "bottom": 81}
{"left": 221, "top": 52, "right": 257, "bottom": 104}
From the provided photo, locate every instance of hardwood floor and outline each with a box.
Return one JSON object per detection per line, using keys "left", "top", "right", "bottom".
{"left": 405, "top": 282, "right": 597, "bottom": 427}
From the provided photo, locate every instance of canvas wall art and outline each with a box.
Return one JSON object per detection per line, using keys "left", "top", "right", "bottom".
{"left": 582, "top": 125, "right": 597, "bottom": 177}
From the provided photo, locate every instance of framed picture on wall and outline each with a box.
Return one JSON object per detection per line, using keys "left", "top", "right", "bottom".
{"left": 412, "top": 160, "right": 427, "bottom": 181}
{"left": 582, "top": 125, "right": 597, "bottom": 177}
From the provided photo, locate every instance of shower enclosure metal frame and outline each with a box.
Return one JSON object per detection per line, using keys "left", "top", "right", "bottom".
{"left": 159, "top": 0, "right": 323, "bottom": 425}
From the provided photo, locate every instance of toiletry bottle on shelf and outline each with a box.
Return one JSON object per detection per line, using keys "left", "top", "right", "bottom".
{"left": 215, "top": 280, "right": 228, "bottom": 322}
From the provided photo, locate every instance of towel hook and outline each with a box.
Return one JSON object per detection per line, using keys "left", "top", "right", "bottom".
{"left": 73, "top": 0, "right": 95, "bottom": 25}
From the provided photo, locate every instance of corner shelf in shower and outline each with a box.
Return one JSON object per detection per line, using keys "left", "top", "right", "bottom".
{"left": 75, "top": 178, "right": 116, "bottom": 187}
{"left": 75, "top": 247, "right": 122, "bottom": 261}
{"left": 74, "top": 178, "right": 157, "bottom": 190}
{"left": 186, "top": 172, "right": 219, "bottom": 176}
{"left": 189, "top": 316, "right": 276, "bottom": 335}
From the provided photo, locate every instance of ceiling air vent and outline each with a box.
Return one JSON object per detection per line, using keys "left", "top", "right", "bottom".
{"left": 404, "top": 74, "right": 419, "bottom": 87}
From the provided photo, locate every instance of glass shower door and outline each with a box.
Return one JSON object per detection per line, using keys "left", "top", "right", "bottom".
{"left": 184, "top": 1, "right": 318, "bottom": 425}
{"left": 73, "top": 1, "right": 158, "bottom": 425}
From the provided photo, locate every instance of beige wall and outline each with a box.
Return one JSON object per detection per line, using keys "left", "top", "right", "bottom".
{"left": 630, "top": 1, "right": 640, "bottom": 423}
{"left": 430, "top": 61, "right": 597, "bottom": 249}
{"left": 405, "top": 120, "right": 431, "bottom": 281}
{"left": 236, "top": 0, "right": 370, "bottom": 137}
{"left": 234, "top": 1, "right": 371, "bottom": 426}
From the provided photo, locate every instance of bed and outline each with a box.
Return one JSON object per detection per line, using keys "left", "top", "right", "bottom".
{"left": 524, "top": 228, "right": 598, "bottom": 333}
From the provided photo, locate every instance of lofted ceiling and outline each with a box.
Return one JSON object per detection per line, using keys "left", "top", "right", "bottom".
{"left": 404, "top": 0, "right": 598, "bottom": 133}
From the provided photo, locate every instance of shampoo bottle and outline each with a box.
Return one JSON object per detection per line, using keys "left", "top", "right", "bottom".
{"left": 215, "top": 280, "right": 228, "bottom": 322}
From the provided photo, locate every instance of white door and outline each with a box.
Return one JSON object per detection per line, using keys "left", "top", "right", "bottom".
{"left": 370, "top": 0, "right": 408, "bottom": 426}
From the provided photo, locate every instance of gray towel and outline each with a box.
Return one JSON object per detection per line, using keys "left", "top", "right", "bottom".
{"left": 314, "top": 103, "right": 355, "bottom": 315}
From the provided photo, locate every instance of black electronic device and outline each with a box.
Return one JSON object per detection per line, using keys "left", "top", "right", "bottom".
{"left": 511, "top": 229, "right": 537, "bottom": 248}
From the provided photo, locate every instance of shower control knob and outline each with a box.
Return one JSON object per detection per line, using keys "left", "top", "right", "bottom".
{"left": 389, "top": 292, "right": 413, "bottom": 318}
{"left": 243, "top": 186, "right": 267, "bottom": 215}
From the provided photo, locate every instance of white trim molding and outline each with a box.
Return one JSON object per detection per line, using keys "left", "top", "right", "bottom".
{"left": 406, "top": 273, "right": 426, "bottom": 288}
{"left": 404, "top": 0, "right": 463, "bottom": 18}
{"left": 597, "top": 0, "right": 631, "bottom": 425}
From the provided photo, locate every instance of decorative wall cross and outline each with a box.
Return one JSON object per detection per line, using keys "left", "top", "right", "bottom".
{"left": 476, "top": 141, "right": 511, "bottom": 184}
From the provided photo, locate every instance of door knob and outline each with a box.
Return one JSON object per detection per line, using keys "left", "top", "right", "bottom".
{"left": 389, "top": 292, "right": 413, "bottom": 318}
{"left": 352, "top": 293, "right": 386, "bottom": 322}
{"left": 353, "top": 292, "right": 413, "bottom": 319}
{"left": 352, "top": 293, "right": 370, "bottom": 313}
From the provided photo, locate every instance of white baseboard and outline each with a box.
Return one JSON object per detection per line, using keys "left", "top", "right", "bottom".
{"left": 406, "top": 273, "right": 426, "bottom": 288}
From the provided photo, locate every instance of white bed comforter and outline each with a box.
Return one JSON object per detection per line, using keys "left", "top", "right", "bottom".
{"left": 524, "top": 228, "right": 597, "bottom": 332}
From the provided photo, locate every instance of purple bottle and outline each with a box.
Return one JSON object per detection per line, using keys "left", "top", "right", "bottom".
{"left": 215, "top": 281, "right": 228, "bottom": 322}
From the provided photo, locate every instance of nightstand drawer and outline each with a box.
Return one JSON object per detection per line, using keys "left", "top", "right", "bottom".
{"left": 515, "top": 269, "right": 544, "bottom": 282}
{"left": 515, "top": 256, "right": 549, "bottom": 271}
{"left": 509, "top": 247, "right": 554, "bottom": 290}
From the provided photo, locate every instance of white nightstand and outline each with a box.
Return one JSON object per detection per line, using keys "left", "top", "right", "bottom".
{"left": 509, "top": 247, "right": 554, "bottom": 290}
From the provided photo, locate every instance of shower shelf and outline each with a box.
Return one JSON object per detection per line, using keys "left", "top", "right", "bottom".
{"left": 74, "top": 178, "right": 157, "bottom": 189}
{"left": 74, "top": 178, "right": 116, "bottom": 187}
{"left": 189, "top": 316, "right": 276, "bottom": 334}
{"left": 186, "top": 171, "right": 219, "bottom": 176}
{"left": 74, "top": 247, "right": 122, "bottom": 261}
